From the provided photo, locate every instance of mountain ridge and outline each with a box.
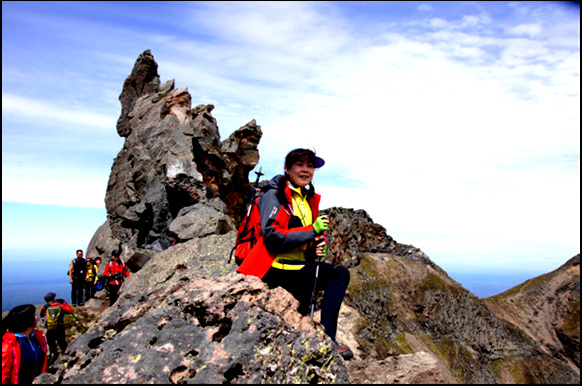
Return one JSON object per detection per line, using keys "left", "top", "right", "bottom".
{"left": 33, "top": 50, "right": 579, "bottom": 384}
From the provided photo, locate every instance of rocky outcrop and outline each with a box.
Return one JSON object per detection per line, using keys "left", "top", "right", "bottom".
{"left": 322, "top": 207, "right": 435, "bottom": 268}
{"left": 69, "top": 50, "right": 579, "bottom": 384}
{"left": 37, "top": 234, "right": 349, "bottom": 384}
{"left": 103, "top": 49, "right": 261, "bottom": 254}
{"left": 56, "top": 209, "right": 580, "bottom": 384}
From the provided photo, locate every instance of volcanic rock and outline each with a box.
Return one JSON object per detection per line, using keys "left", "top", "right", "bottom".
{"left": 103, "top": 49, "right": 261, "bottom": 254}
{"left": 68, "top": 50, "right": 580, "bottom": 385}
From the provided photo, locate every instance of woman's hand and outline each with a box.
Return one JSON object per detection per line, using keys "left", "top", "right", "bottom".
{"left": 313, "top": 215, "right": 329, "bottom": 234}
{"left": 315, "top": 234, "right": 327, "bottom": 257}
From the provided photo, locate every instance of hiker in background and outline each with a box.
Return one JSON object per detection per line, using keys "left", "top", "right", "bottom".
{"left": 93, "top": 256, "right": 102, "bottom": 272}
{"left": 68, "top": 249, "right": 86, "bottom": 306}
{"left": 84, "top": 258, "right": 98, "bottom": 302}
{"left": 93, "top": 257, "right": 104, "bottom": 293}
{"left": 39, "top": 292, "right": 72, "bottom": 365}
{"left": 2, "top": 304, "right": 47, "bottom": 384}
{"left": 103, "top": 250, "right": 130, "bottom": 307}
{"left": 237, "top": 148, "right": 353, "bottom": 360}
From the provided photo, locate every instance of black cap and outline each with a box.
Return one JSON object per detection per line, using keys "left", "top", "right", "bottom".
{"left": 112, "top": 249, "right": 121, "bottom": 257}
{"left": 44, "top": 292, "right": 56, "bottom": 303}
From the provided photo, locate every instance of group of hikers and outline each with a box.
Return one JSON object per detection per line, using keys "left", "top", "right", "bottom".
{"left": 68, "top": 249, "right": 101, "bottom": 307}
{"left": 2, "top": 249, "right": 130, "bottom": 383}
{"left": 68, "top": 249, "right": 129, "bottom": 307}
{"left": 2, "top": 147, "right": 353, "bottom": 383}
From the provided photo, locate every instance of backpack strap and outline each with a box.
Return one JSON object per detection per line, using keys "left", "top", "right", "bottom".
{"left": 108, "top": 261, "right": 127, "bottom": 282}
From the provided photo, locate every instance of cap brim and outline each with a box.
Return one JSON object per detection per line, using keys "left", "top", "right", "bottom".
{"left": 314, "top": 156, "right": 325, "bottom": 168}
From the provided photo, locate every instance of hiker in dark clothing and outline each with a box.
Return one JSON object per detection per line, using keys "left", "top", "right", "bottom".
{"left": 39, "top": 292, "right": 72, "bottom": 365}
{"left": 68, "top": 249, "right": 86, "bottom": 306}
{"left": 237, "top": 148, "right": 354, "bottom": 360}
{"left": 103, "top": 250, "right": 130, "bottom": 307}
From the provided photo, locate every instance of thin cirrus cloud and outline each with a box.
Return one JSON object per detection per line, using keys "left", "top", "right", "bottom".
{"left": 2, "top": 93, "right": 115, "bottom": 131}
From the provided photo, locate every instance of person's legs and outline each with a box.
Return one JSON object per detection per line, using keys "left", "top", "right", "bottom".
{"left": 75, "top": 280, "right": 85, "bottom": 306}
{"left": 46, "top": 330, "right": 58, "bottom": 355}
{"left": 262, "top": 262, "right": 353, "bottom": 359}
{"left": 262, "top": 262, "right": 350, "bottom": 340}
{"left": 262, "top": 266, "right": 314, "bottom": 315}
{"left": 109, "top": 284, "right": 120, "bottom": 306}
{"left": 85, "top": 281, "right": 94, "bottom": 302}
{"left": 317, "top": 264, "right": 350, "bottom": 342}
{"left": 56, "top": 327, "right": 68, "bottom": 354}
{"left": 70, "top": 284, "right": 77, "bottom": 306}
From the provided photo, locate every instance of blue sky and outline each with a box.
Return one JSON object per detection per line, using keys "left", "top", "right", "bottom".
{"left": 2, "top": 1, "right": 580, "bottom": 278}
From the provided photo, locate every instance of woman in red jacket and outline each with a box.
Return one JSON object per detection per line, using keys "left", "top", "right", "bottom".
{"left": 2, "top": 304, "right": 47, "bottom": 384}
{"left": 103, "top": 249, "right": 130, "bottom": 307}
{"left": 238, "top": 148, "right": 353, "bottom": 360}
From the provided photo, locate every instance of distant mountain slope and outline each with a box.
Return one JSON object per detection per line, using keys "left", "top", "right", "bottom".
{"left": 484, "top": 254, "right": 580, "bottom": 370}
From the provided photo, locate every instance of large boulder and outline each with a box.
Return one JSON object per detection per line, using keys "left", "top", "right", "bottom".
{"left": 103, "top": 49, "right": 261, "bottom": 254}
{"left": 169, "top": 198, "right": 235, "bottom": 242}
{"left": 86, "top": 220, "right": 120, "bottom": 261}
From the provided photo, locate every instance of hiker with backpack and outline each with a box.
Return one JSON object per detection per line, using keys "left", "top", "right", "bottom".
{"left": 2, "top": 304, "right": 48, "bottom": 384}
{"left": 39, "top": 292, "right": 72, "bottom": 365}
{"left": 103, "top": 249, "right": 130, "bottom": 306}
{"left": 84, "top": 258, "right": 98, "bottom": 302}
{"left": 92, "top": 257, "right": 104, "bottom": 293}
{"left": 68, "top": 249, "right": 86, "bottom": 306}
{"left": 236, "top": 148, "right": 353, "bottom": 360}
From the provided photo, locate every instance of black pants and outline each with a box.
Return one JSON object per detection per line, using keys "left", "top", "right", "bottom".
{"left": 46, "top": 326, "right": 67, "bottom": 358}
{"left": 109, "top": 283, "right": 121, "bottom": 306}
{"left": 262, "top": 262, "right": 350, "bottom": 341}
{"left": 71, "top": 279, "right": 85, "bottom": 306}
{"left": 85, "top": 281, "right": 96, "bottom": 302}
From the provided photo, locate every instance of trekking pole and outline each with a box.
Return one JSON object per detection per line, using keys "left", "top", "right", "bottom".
{"left": 229, "top": 167, "right": 264, "bottom": 264}
{"left": 249, "top": 166, "right": 264, "bottom": 202}
{"left": 71, "top": 312, "right": 87, "bottom": 332}
{"left": 310, "top": 230, "right": 326, "bottom": 320}
{"left": 242, "top": 167, "right": 264, "bottom": 229}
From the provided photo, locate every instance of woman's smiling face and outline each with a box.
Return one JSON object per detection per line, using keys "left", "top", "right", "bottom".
{"left": 285, "top": 156, "right": 315, "bottom": 187}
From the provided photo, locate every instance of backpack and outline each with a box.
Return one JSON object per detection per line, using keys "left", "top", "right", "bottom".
{"left": 86, "top": 263, "right": 97, "bottom": 281}
{"left": 229, "top": 194, "right": 263, "bottom": 266}
{"left": 45, "top": 305, "right": 62, "bottom": 330}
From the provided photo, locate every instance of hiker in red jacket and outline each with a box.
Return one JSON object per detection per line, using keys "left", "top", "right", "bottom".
{"left": 103, "top": 249, "right": 130, "bottom": 306}
{"left": 39, "top": 292, "right": 72, "bottom": 365}
{"left": 237, "top": 148, "right": 353, "bottom": 360}
{"left": 2, "top": 304, "right": 47, "bottom": 384}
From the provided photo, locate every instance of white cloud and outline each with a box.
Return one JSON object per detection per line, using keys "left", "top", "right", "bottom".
{"left": 1, "top": 174, "right": 107, "bottom": 209}
{"left": 2, "top": 93, "right": 116, "bottom": 131}
{"left": 506, "top": 23, "right": 542, "bottom": 37}
{"left": 418, "top": 4, "right": 433, "bottom": 12}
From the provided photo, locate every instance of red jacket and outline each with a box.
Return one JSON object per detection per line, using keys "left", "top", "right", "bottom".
{"left": 104, "top": 260, "right": 130, "bottom": 285}
{"left": 2, "top": 331, "right": 47, "bottom": 384}
{"left": 237, "top": 175, "right": 321, "bottom": 279}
